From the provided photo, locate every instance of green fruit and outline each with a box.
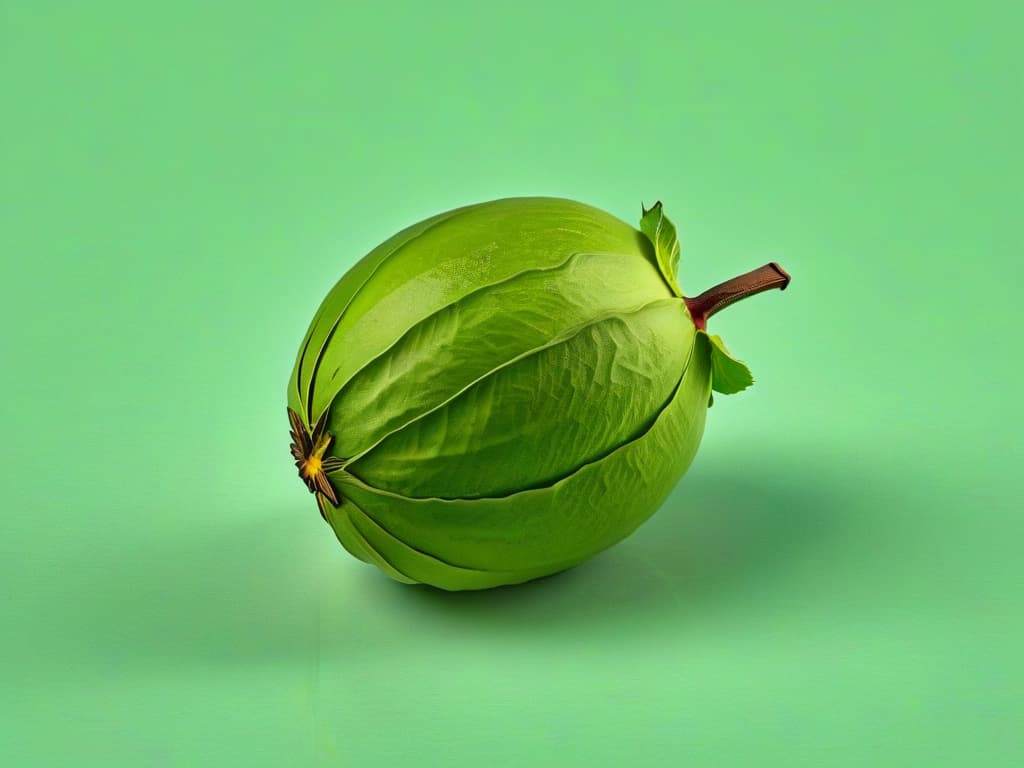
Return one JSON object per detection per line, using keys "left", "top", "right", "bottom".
{"left": 287, "top": 197, "right": 789, "bottom": 590}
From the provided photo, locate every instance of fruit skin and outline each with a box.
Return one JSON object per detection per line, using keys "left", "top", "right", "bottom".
{"left": 287, "top": 197, "right": 721, "bottom": 590}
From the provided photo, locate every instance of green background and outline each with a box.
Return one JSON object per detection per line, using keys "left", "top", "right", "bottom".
{"left": 3, "top": 2, "right": 1021, "bottom": 765}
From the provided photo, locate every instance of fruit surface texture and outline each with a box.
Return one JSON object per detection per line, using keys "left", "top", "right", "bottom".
{"left": 287, "top": 197, "right": 789, "bottom": 590}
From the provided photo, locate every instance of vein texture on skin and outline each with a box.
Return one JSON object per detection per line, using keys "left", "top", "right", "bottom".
{"left": 324, "top": 335, "right": 711, "bottom": 575}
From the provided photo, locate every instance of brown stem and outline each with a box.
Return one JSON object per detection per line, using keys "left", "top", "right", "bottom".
{"left": 684, "top": 262, "right": 791, "bottom": 331}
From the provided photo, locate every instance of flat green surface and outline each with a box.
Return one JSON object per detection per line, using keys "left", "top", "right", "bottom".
{"left": 2, "top": 2, "right": 1021, "bottom": 765}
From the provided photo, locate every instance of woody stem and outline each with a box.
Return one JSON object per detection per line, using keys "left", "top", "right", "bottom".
{"left": 683, "top": 262, "right": 791, "bottom": 331}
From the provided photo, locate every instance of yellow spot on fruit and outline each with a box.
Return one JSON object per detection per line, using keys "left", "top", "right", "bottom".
{"left": 304, "top": 455, "right": 323, "bottom": 477}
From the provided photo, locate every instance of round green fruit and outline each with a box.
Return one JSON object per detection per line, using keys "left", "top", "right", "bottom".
{"left": 287, "top": 197, "right": 789, "bottom": 590}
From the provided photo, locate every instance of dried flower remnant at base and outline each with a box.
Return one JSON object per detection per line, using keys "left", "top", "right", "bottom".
{"left": 285, "top": 197, "right": 791, "bottom": 590}
{"left": 287, "top": 407, "right": 344, "bottom": 520}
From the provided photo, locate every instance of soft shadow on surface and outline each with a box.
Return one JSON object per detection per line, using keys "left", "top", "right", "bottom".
{"left": 368, "top": 459, "right": 852, "bottom": 636}
{"left": 67, "top": 508, "right": 337, "bottom": 666}
{"left": 70, "top": 459, "right": 852, "bottom": 666}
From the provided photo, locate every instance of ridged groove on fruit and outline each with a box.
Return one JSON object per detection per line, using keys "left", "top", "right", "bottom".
{"left": 300, "top": 204, "right": 484, "bottom": 423}
{"left": 344, "top": 496, "right": 576, "bottom": 591}
{"left": 314, "top": 248, "right": 663, "bottom": 427}
{"left": 318, "top": 251, "right": 675, "bottom": 458}
{"left": 302, "top": 198, "right": 652, "bottom": 424}
{"left": 342, "top": 297, "right": 689, "bottom": 476}
{"left": 327, "top": 335, "right": 712, "bottom": 573}
{"left": 344, "top": 302, "right": 694, "bottom": 499}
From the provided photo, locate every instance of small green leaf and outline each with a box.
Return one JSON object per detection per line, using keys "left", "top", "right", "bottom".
{"left": 706, "top": 333, "right": 754, "bottom": 394}
{"left": 639, "top": 201, "right": 683, "bottom": 297}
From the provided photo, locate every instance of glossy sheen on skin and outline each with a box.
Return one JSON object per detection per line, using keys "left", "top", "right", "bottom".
{"left": 289, "top": 198, "right": 653, "bottom": 423}
{"left": 288, "top": 197, "right": 715, "bottom": 590}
